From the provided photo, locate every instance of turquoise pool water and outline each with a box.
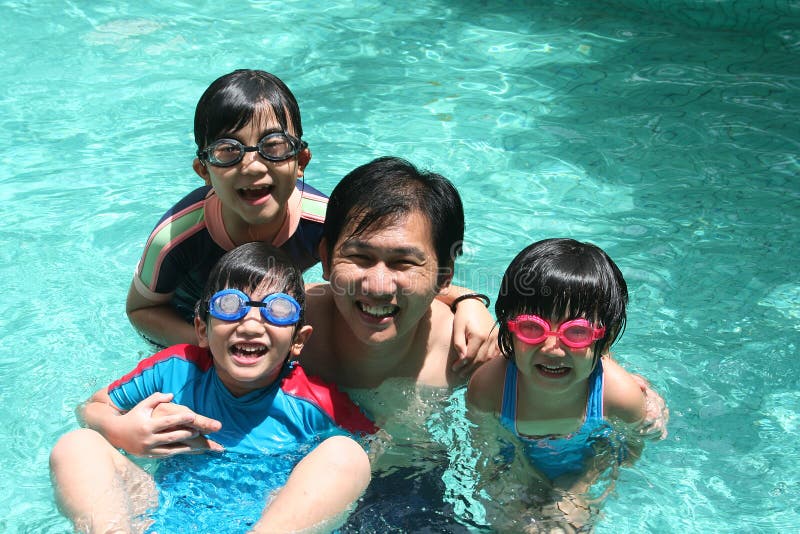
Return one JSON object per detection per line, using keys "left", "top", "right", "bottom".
{"left": 1, "top": 0, "right": 798, "bottom": 531}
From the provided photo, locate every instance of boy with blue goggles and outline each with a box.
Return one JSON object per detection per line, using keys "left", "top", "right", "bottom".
{"left": 50, "top": 243, "right": 376, "bottom": 533}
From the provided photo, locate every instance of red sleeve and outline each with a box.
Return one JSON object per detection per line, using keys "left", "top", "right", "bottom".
{"left": 108, "top": 344, "right": 213, "bottom": 391}
{"left": 281, "top": 364, "right": 378, "bottom": 435}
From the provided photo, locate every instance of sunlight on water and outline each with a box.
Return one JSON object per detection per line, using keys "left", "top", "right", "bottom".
{"left": 1, "top": 0, "right": 799, "bottom": 532}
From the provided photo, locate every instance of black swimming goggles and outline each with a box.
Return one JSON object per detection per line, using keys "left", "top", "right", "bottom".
{"left": 197, "top": 132, "right": 307, "bottom": 167}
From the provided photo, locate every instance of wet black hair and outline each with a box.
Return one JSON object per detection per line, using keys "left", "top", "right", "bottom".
{"left": 495, "top": 238, "right": 628, "bottom": 364}
{"left": 322, "top": 156, "right": 464, "bottom": 278}
{"left": 196, "top": 242, "right": 306, "bottom": 328}
{"left": 194, "top": 69, "right": 303, "bottom": 149}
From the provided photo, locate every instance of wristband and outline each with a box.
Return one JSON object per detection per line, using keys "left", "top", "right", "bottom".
{"left": 449, "top": 293, "right": 490, "bottom": 313}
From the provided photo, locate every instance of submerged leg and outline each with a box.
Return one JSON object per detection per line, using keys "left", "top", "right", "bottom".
{"left": 50, "top": 428, "right": 157, "bottom": 534}
{"left": 252, "top": 435, "right": 371, "bottom": 533}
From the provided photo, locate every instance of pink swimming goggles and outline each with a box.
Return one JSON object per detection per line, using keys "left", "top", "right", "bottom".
{"left": 507, "top": 314, "right": 606, "bottom": 349}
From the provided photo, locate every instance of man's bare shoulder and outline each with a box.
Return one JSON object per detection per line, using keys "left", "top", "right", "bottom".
{"left": 303, "top": 283, "right": 335, "bottom": 325}
{"left": 299, "top": 283, "right": 336, "bottom": 375}
{"left": 304, "top": 282, "right": 332, "bottom": 301}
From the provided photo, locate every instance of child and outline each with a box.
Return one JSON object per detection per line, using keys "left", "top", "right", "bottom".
{"left": 467, "top": 238, "right": 658, "bottom": 526}
{"left": 126, "top": 69, "right": 324, "bottom": 348}
{"left": 51, "top": 242, "right": 377, "bottom": 533}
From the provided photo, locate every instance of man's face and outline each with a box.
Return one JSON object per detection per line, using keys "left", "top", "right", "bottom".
{"left": 324, "top": 210, "right": 446, "bottom": 346}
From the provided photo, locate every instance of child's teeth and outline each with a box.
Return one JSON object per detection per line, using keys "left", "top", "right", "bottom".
{"left": 234, "top": 344, "right": 266, "bottom": 355}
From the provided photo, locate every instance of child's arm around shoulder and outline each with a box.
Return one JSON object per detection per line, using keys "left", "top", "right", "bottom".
{"left": 466, "top": 355, "right": 507, "bottom": 415}
{"left": 601, "top": 356, "right": 647, "bottom": 426}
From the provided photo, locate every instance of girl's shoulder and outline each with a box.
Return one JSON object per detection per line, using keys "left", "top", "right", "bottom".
{"left": 601, "top": 356, "right": 647, "bottom": 424}
{"left": 466, "top": 356, "right": 507, "bottom": 414}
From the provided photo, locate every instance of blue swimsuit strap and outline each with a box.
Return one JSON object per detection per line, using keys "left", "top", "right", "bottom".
{"left": 500, "top": 361, "right": 518, "bottom": 427}
{"left": 585, "top": 360, "right": 604, "bottom": 420}
{"left": 499, "top": 359, "right": 605, "bottom": 428}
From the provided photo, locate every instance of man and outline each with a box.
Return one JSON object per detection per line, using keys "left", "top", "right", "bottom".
{"left": 297, "top": 156, "right": 485, "bottom": 424}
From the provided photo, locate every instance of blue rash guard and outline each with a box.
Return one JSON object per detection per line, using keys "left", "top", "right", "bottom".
{"left": 108, "top": 344, "right": 377, "bottom": 453}
{"left": 107, "top": 344, "right": 377, "bottom": 532}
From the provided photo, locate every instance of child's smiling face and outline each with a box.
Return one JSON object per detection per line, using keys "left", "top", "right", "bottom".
{"left": 195, "top": 283, "right": 311, "bottom": 397}
{"left": 193, "top": 108, "right": 310, "bottom": 242}
{"left": 511, "top": 315, "right": 599, "bottom": 394}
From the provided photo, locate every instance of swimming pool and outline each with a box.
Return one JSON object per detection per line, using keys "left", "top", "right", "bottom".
{"left": 1, "top": 0, "right": 798, "bottom": 531}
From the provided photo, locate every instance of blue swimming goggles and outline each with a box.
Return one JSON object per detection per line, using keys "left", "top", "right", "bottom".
{"left": 208, "top": 289, "right": 301, "bottom": 326}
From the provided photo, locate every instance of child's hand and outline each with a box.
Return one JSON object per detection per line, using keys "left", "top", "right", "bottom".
{"left": 451, "top": 300, "right": 499, "bottom": 377}
{"left": 151, "top": 401, "right": 225, "bottom": 454}
{"left": 115, "top": 393, "right": 223, "bottom": 457}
